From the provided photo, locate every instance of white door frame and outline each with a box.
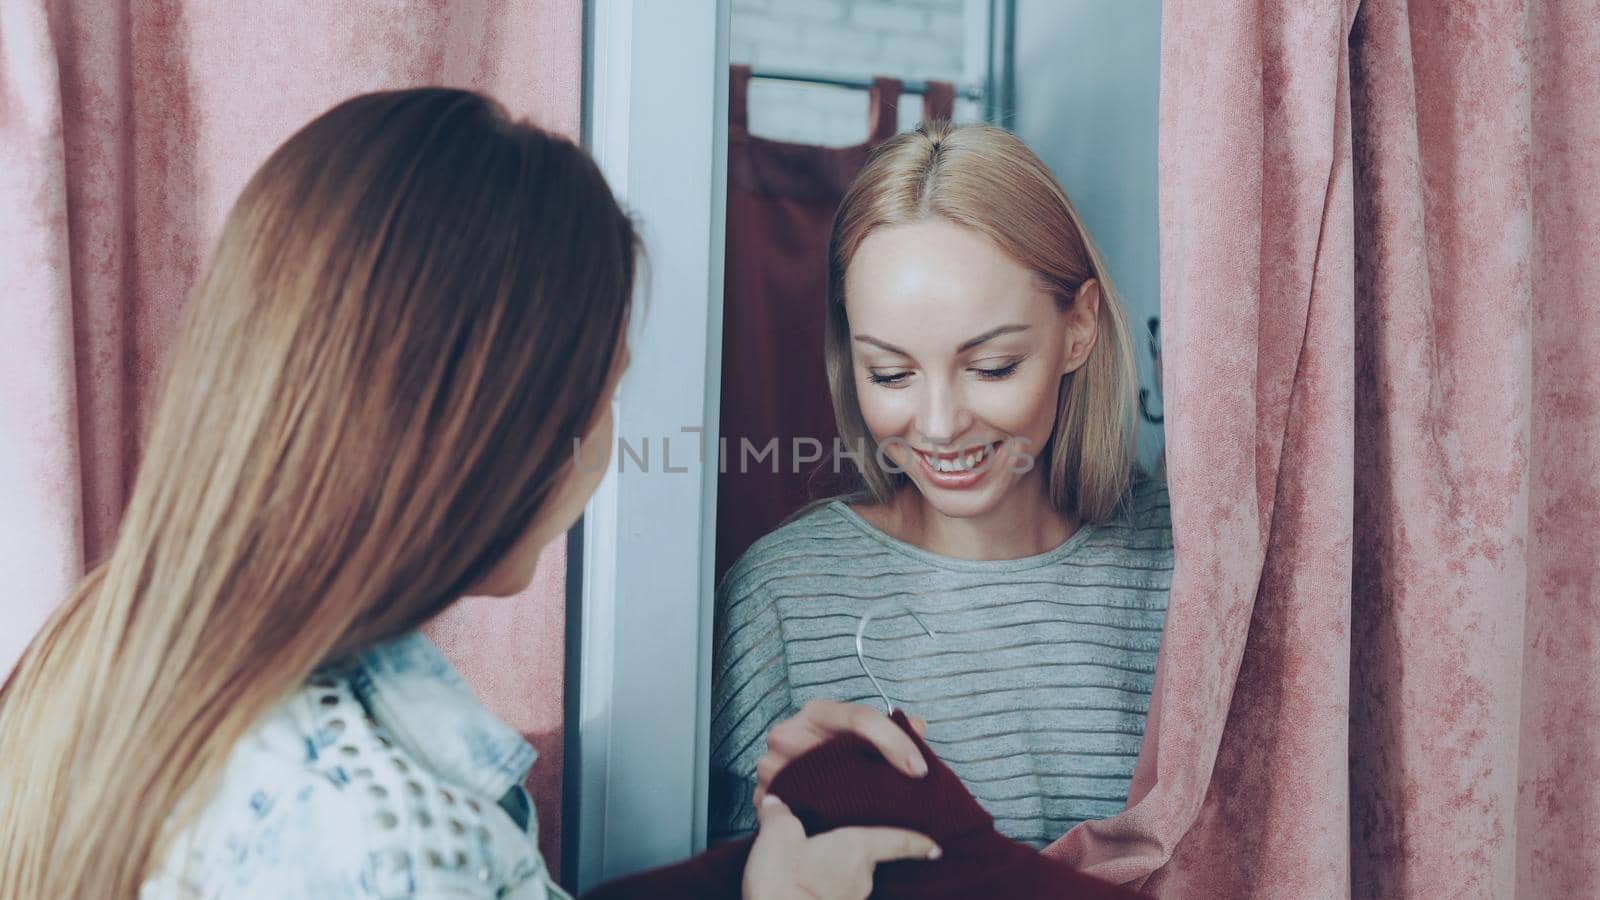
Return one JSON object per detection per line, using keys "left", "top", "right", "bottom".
{"left": 570, "top": 0, "right": 729, "bottom": 892}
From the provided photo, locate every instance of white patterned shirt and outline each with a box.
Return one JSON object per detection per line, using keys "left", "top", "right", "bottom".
{"left": 142, "top": 630, "right": 568, "bottom": 899}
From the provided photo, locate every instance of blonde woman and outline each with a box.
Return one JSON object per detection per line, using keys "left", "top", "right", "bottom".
{"left": 0, "top": 88, "right": 938, "bottom": 900}
{"left": 710, "top": 122, "right": 1173, "bottom": 849}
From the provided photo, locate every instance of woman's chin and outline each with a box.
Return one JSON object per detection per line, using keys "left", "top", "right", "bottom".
{"left": 908, "top": 472, "right": 1012, "bottom": 520}
{"left": 899, "top": 442, "right": 1037, "bottom": 521}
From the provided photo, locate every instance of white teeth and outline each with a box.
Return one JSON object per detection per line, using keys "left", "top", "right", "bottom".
{"left": 930, "top": 445, "right": 991, "bottom": 473}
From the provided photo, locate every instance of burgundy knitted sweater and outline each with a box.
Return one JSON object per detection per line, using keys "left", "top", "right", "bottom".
{"left": 583, "top": 712, "right": 1138, "bottom": 899}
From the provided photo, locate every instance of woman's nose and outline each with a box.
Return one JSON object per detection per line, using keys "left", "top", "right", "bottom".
{"left": 915, "top": 380, "right": 972, "bottom": 449}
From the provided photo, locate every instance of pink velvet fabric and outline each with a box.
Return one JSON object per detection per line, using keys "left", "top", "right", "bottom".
{"left": 1043, "top": 1, "right": 1600, "bottom": 896}
{"left": 0, "top": 0, "right": 581, "bottom": 874}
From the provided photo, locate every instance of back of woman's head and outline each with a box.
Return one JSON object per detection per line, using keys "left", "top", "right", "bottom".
{"left": 0, "top": 87, "right": 636, "bottom": 897}
{"left": 825, "top": 120, "right": 1138, "bottom": 522}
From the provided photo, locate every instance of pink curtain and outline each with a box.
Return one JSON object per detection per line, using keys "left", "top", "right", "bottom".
{"left": 0, "top": 0, "right": 581, "bottom": 874}
{"left": 1045, "top": 1, "right": 1600, "bottom": 896}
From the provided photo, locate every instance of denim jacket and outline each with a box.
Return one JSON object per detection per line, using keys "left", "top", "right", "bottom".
{"left": 141, "top": 630, "right": 569, "bottom": 899}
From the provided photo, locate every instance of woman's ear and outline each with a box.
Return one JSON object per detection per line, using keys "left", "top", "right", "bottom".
{"left": 1061, "top": 278, "right": 1102, "bottom": 374}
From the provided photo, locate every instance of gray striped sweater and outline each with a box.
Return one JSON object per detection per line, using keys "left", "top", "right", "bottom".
{"left": 708, "top": 477, "right": 1171, "bottom": 847}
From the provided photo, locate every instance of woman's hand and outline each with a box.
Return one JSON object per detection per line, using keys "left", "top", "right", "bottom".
{"left": 752, "top": 700, "right": 929, "bottom": 808}
{"left": 741, "top": 794, "right": 940, "bottom": 900}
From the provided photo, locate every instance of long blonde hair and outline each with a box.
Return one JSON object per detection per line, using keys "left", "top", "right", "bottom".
{"left": 825, "top": 120, "right": 1139, "bottom": 522}
{"left": 0, "top": 88, "right": 637, "bottom": 898}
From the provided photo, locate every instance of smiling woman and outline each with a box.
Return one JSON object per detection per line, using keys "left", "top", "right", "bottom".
{"left": 708, "top": 122, "right": 1171, "bottom": 848}
{"left": 842, "top": 217, "right": 1108, "bottom": 552}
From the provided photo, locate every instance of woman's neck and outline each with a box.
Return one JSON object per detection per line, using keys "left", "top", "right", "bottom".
{"left": 871, "top": 475, "right": 1079, "bottom": 561}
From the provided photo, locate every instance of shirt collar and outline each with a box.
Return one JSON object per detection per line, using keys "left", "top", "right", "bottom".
{"left": 344, "top": 630, "right": 537, "bottom": 802}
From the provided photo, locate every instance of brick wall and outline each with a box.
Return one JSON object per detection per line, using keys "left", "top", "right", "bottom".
{"left": 730, "top": 0, "right": 984, "bottom": 146}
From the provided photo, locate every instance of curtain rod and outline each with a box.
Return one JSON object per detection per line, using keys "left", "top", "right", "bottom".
{"left": 747, "top": 67, "right": 985, "bottom": 102}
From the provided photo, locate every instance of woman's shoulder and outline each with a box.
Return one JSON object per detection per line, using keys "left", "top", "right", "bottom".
{"left": 1088, "top": 471, "right": 1173, "bottom": 549}
{"left": 1122, "top": 471, "right": 1171, "bottom": 528}
{"left": 143, "top": 677, "right": 555, "bottom": 899}
{"left": 718, "top": 498, "right": 869, "bottom": 599}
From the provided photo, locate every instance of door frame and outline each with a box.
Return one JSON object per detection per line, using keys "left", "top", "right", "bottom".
{"left": 567, "top": 0, "right": 730, "bottom": 892}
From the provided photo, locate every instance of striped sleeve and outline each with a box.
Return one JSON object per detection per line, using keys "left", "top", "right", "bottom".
{"left": 707, "top": 553, "right": 794, "bottom": 842}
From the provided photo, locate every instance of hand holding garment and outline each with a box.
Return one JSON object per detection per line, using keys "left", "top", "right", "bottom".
{"left": 585, "top": 711, "right": 1138, "bottom": 899}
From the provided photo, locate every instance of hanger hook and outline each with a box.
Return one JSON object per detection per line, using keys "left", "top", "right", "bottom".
{"left": 855, "top": 599, "right": 938, "bottom": 716}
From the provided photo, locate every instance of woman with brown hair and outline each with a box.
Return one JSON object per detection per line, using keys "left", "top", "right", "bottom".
{"left": 0, "top": 88, "right": 935, "bottom": 899}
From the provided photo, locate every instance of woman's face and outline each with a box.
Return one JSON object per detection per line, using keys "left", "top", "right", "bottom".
{"left": 469, "top": 347, "right": 627, "bottom": 597}
{"left": 844, "top": 218, "right": 1099, "bottom": 521}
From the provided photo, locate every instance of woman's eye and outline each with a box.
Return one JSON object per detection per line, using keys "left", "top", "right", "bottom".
{"left": 973, "top": 361, "right": 1021, "bottom": 380}
{"left": 868, "top": 370, "right": 912, "bottom": 386}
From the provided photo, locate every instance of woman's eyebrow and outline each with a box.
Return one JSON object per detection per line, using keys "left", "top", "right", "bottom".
{"left": 854, "top": 334, "right": 911, "bottom": 356}
{"left": 957, "top": 323, "right": 1031, "bottom": 352}
{"left": 855, "top": 324, "right": 1033, "bottom": 358}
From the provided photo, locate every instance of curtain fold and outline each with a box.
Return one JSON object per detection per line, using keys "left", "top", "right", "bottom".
{"left": 0, "top": 0, "right": 582, "bottom": 874}
{"left": 1349, "top": 2, "right": 1600, "bottom": 896}
{"left": 1047, "top": 1, "right": 1599, "bottom": 895}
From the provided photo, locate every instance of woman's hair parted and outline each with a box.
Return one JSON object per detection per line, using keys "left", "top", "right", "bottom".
{"left": 824, "top": 120, "right": 1139, "bottom": 522}
{"left": 0, "top": 88, "right": 637, "bottom": 898}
